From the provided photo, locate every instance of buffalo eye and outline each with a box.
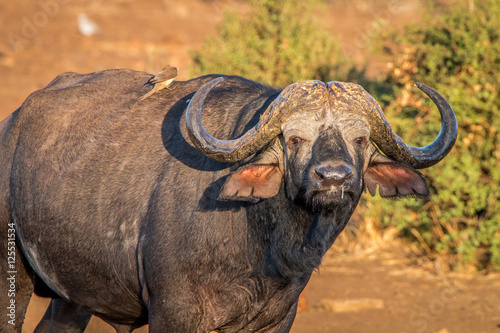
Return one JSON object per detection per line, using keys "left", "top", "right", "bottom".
{"left": 288, "top": 136, "right": 304, "bottom": 147}
{"left": 354, "top": 137, "right": 366, "bottom": 146}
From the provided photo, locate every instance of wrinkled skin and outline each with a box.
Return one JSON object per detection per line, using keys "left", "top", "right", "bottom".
{"left": 0, "top": 70, "right": 443, "bottom": 332}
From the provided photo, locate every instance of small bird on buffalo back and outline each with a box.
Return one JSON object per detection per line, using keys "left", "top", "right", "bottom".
{"left": 139, "top": 65, "right": 178, "bottom": 101}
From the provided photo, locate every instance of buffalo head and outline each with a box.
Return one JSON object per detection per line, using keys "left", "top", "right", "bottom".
{"left": 186, "top": 78, "right": 457, "bottom": 214}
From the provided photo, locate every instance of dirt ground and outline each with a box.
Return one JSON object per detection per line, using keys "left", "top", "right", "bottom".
{"left": 1, "top": 0, "right": 499, "bottom": 332}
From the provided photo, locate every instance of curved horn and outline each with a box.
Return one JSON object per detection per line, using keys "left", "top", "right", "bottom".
{"left": 186, "top": 78, "right": 315, "bottom": 163}
{"left": 367, "top": 83, "right": 457, "bottom": 169}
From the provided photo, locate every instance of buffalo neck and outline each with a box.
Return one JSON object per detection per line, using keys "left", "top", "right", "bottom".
{"left": 246, "top": 186, "right": 357, "bottom": 280}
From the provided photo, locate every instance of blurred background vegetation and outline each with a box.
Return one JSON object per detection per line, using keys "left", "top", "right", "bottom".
{"left": 191, "top": 0, "right": 500, "bottom": 271}
{"left": 191, "top": 0, "right": 355, "bottom": 86}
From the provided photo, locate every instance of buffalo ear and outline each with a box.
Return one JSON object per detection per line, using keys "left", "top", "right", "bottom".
{"left": 364, "top": 153, "right": 430, "bottom": 198}
{"left": 219, "top": 138, "right": 284, "bottom": 202}
{"left": 218, "top": 164, "right": 283, "bottom": 202}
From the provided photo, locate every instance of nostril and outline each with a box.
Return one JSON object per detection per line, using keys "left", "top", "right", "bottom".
{"left": 315, "top": 164, "right": 352, "bottom": 183}
{"left": 315, "top": 168, "right": 325, "bottom": 180}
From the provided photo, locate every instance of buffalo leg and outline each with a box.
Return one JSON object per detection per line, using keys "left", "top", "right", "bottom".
{"left": 34, "top": 298, "right": 91, "bottom": 332}
{"left": 148, "top": 298, "right": 204, "bottom": 333}
{"left": 103, "top": 319, "right": 143, "bottom": 333}
{"left": 104, "top": 320, "right": 142, "bottom": 333}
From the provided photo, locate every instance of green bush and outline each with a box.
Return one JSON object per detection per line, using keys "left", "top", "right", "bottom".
{"left": 190, "top": 0, "right": 353, "bottom": 87}
{"left": 367, "top": 0, "right": 500, "bottom": 270}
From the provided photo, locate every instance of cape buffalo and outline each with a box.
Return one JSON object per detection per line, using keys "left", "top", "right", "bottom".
{"left": 0, "top": 69, "right": 457, "bottom": 332}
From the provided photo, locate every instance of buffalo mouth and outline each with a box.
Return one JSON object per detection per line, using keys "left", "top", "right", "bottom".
{"left": 296, "top": 183, "right": 357, "bottom": 215}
